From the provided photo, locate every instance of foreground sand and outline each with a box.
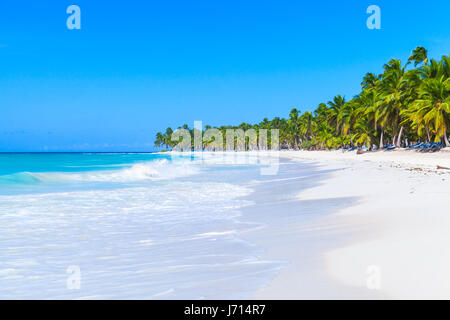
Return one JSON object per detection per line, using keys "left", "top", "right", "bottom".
{"left": 255, "top": 149, "right": 450, "bottom": 299}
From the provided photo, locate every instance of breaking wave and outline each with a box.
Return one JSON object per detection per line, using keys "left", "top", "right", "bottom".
{"left": 0, "top": 159, "right": 199, "bottom": 185}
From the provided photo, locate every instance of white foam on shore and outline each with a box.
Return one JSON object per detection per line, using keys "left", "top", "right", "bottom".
{"left": 27, "top": 159, "right": 199, "bottom": 183}
{"left": 0, "top": 162, "right": 287, "bottom": 299}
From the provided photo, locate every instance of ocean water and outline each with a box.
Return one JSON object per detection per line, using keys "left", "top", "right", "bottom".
{"left": 0, "top": 152, "right": 287, "bottom": 299}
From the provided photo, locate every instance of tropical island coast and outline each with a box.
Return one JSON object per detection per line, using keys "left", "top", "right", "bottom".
{"left": 155, "top": 47, "right": 450, "bottom": 299}
{"left": 155, "top": 47, "right": 450, "bottom": 154}
{"left": 267, "top": 149, "right": 450, "bottom": 299}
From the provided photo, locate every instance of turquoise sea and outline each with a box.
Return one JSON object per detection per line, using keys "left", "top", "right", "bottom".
{"left": 0, "top": 152, "right": 290, "bottom": 299}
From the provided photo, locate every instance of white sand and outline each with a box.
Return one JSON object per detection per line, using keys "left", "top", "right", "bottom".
{"left": 254, "top": 149, "right": 450, "bottom": 299}
{"left": 166, "top": 149, "right": 450, "bottom": 298}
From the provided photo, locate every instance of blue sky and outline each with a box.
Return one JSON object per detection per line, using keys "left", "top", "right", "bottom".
{"left": 0, "top": 0, "right": 449, "bottom": 151}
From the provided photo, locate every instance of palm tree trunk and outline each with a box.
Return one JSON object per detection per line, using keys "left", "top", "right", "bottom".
{"left": 396, "top": 126, "right": 404, "bottom": 147}
{"left": 444, "top": 128, "right": 450, "bottom": 147}
{"left": 379, "top": 131, "right": 384, "bottom": 149}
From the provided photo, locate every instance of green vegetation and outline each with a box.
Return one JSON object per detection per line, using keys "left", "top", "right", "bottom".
{"left": 155, "top": 47, "right": 450, "bottom": 151}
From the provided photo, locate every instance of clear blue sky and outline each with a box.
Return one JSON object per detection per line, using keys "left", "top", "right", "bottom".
{"left": 1, "top": 0, "right": 449, "bottom": 151}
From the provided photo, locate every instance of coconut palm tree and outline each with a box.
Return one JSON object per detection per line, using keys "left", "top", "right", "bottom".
{"left": 412, "top": 76, "right": 450, "bottom": 146}
{"left": 154, "top": 132, "right": 165, "bottom": 149}
{"left": 288, "top": 108, "right": 300, "bottom": 149}
{"left": 164, "top": 127, "right": 174, "bottom": 148}
{"left": 299, "top": 111, "right": 314, "bottom": 143}
{"left": 154, "top": 47, "right": 449, "bottom": 152}
{"left": 408, "top": 46, "right": 428, "bottom": 67}
{"left": 441, "top": 55, "right": 450, "bottom": 78}
{"left": 376, "top": 59, "right": 413, "bottom": 146}
{"left": 327, "top": 95, "right": 346, "bottom": 134}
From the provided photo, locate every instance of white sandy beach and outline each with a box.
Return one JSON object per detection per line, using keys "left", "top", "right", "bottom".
{"left": 4, "top": 150, "right": 450, "bottom": 299}
{"left": 248, "top": 149, "right": 450, "bottom": 299}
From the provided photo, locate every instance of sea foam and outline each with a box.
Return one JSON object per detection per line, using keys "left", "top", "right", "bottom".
{"left": 23, "top": 159, "right": 199, "bottom": 183}
{"left": 0, "top": 153, "right": 284, "bottom": 299}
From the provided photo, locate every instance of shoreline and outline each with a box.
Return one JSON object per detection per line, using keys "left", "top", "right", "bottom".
{"left": 236, "top": 158, "right": 380, "bottom": 299}
{"left": 162, "top": 148, "right": 450, "bottom": 171}
{"left": 252, "top": 150, "right": 450, "bottom": 299}
{"left": 161, "top": 149, "right": 450, "bottom": 298}
{"left": 5, "top": 150, "right": 449, "bottom": 298}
